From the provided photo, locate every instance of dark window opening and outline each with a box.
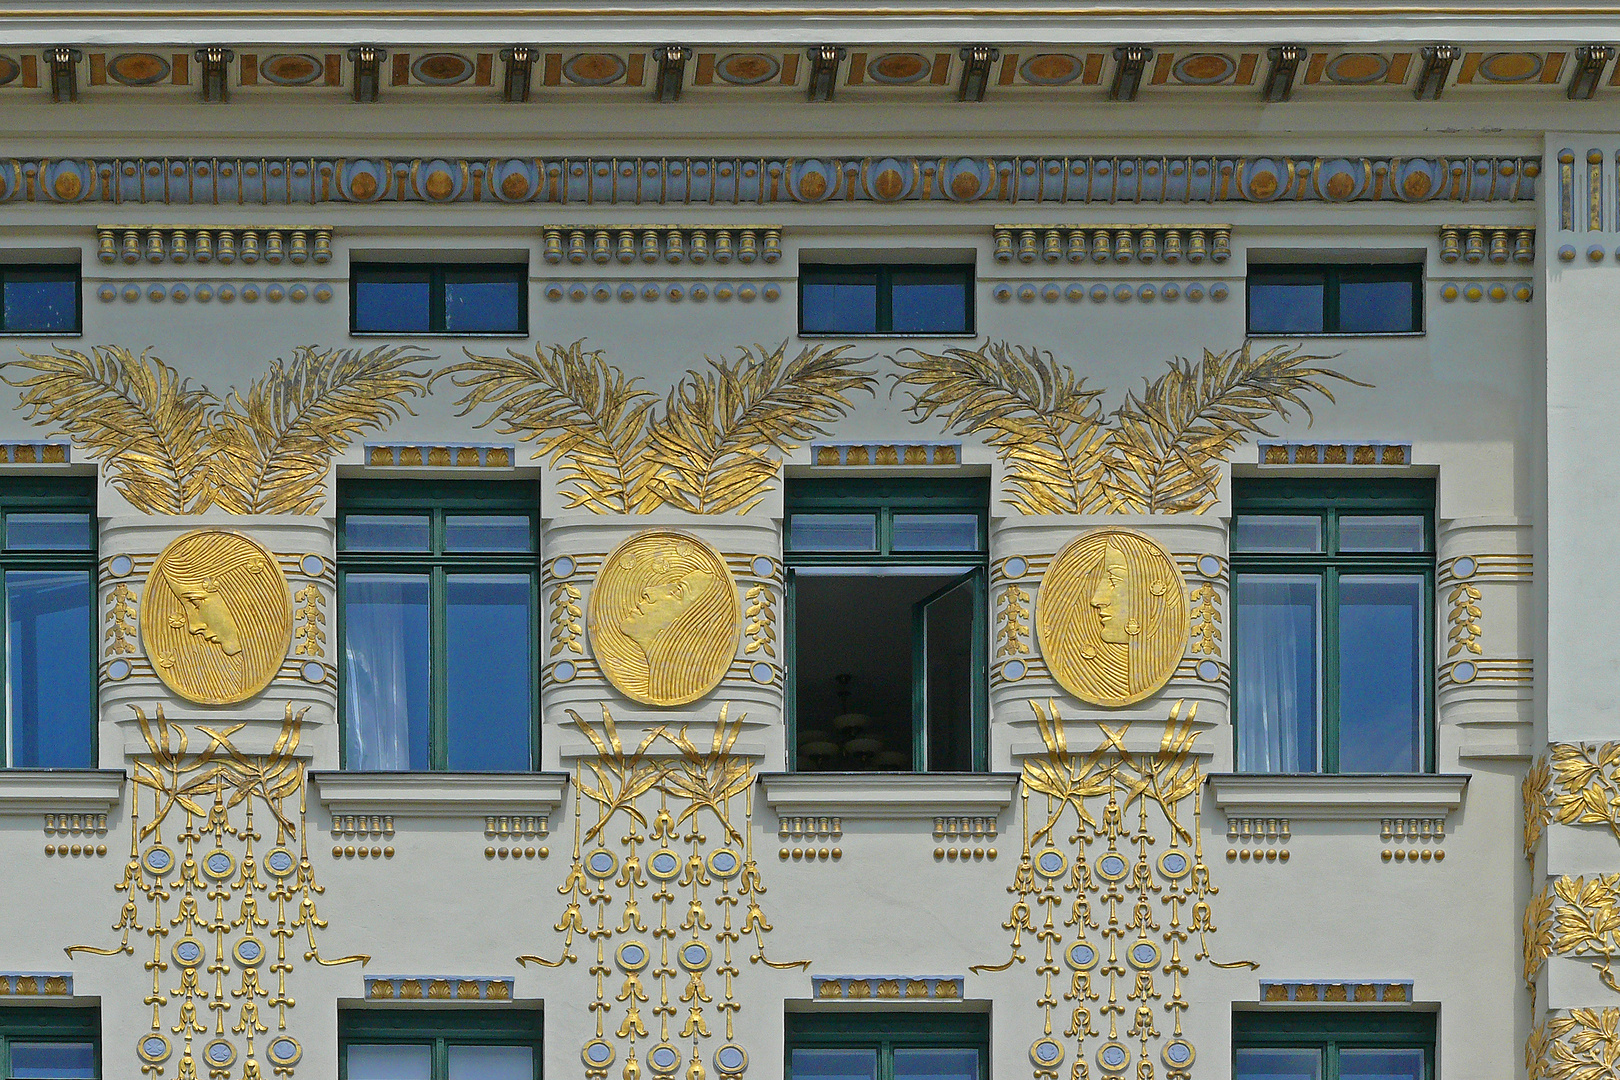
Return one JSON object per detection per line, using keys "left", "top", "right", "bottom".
{"left": 787, "top": 478, "right": 987, "bottom": 773}
{"left": 339, "top": 1008, "right": 542, "bottom": 1080}
{"left": 0, "top": 1007, "right": 101, "bottom": 1078}
{"left": 0, "top": 265, "right": 81, "bottom": 335}
{"left": 1231, "top": 479, "right": 1434, "bottom": 774}
{"left": 1247, "top": 264, "right": 1422, "bottom": 335}
{"left": 352, "top": 263, "right": 527, "bottom": 335}
{"left": 1233, "top": 1010, "right": 1434, "bottom": 1080}
{"left": 800, "top": 264, "right": 974, "bottom": 335}
{"left": 787, "top": 1011, "right": 988, "bottom": 1080}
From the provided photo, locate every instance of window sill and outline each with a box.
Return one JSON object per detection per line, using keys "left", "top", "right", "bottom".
{"left": 1206, "top": 772, "right": 1468, "bottom": 821}
{"left": 309, "top": 771, "right": 568, "bottom": 816}
{"left": 1245, "top": 331, "right": 1425, "bottom": 339}
{"left": 758, "top": 772, "right": 1019, "bottom": 819}
{"left": 0, "top": 769, "right": 125, "bottom": 813}
{"left": 797, "top": 332, "right": 978, "bottom": 340}
{"left": 348, "top": 331, "right": 529, "bottom": 339}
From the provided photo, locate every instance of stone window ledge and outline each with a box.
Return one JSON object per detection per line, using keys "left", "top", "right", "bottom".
{"left": 0, "top": 770, "right": 125, "bottom": 814}
{"left": 1206, "top": 773, "right": 1469, "bottom": 821}
{"left": 309, "top": 772, "right": 569, "bottom": 817}
{"left": 758, "top": 772, "right": 1020, "bottom": 819}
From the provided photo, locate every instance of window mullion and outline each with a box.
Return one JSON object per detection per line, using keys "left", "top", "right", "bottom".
{"left": 877, "top": 266, "right": 894, "bottom": 333}
{"left": 429, "top": 268, "right": 447, "bottom": 334}
{"left": 1324, "top": 268, "right": 1340, "bottom": 332}
{"left": 430, "top": 565, "right": 449, "bottom": 771}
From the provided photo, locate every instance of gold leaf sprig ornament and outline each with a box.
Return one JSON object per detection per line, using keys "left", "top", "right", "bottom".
{"left": 448, "top": 339, "right": 875, "bottom": 514}
{"left": 6, "top": 343, "right": 436, "bottom": 515}
{"left": 892, "top": 340, "right": 1366, "bottom": 514}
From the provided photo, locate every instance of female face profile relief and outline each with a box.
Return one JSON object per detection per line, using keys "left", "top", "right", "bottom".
{"left": 588, "top": 532, "right": 741, "bottom": 708}
{"left": 142, "top": 530, "right": 293, "bottom": 705}
{"left": 1037, "top": 530, "right": 1188, "bottom": 708}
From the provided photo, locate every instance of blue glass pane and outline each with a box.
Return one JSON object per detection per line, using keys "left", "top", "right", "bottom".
{"left": 1339, "top": 515, "right": 1426, "bottom": 552}
{"left": 448, "top": 1045, "right": 533, "bottom": 1080}
{"left": 354, "top": 278, "right": 431, "bottom": 333}
{"left": 4, "top": 278, "right": 78, "bottom": 334}
{"left": 787, "top": 514, "right": 876, "bottom": 552}
{"left": 1235, "top": 1049, "right": 1321, "bottom": 1080}
{"left": 893, "top": 513, "right": 979, "bottom": 551}
{"left": 344, "top": 515, "right": 429, "bottom": 552}
{"left": 10, "top": 1042, "right": 97, "bottom": 1078}
{"left": 892, "top": 278, "right": 969, "bottom": 334}
{"left": 1340, "top": 1049, "right": 1425, "bottom": 1080}
{"left": 444, "top": 276, "right": 524, "bottom": 333}
{"left": 7, "top": 570, "right": 93, "bottom": 768}
{"left": 445, "top": 515, "right": 532, "bottom": 552}
{"left": 446, "top": 574, "right": 531, "bottom": 770}
{"left": 1249, "top": 280, "right": 1324, "bottom": 333}
{"left": 792, "top": 1049, "right": 876, "bottom": 1080}
{"left": 1339, "top": 575, "right": 1424, "bottom": 772}
{"left": 1340, "top": 278, "right": 1418, "bottom": 333}
{"left": 343, "top": 574, "right": 430, "bottom": 771}
{"left": 7, "top": 512, "right": 93, "bottom": 550}
{"left": 347, "top": 1044, "right": 432, "bottom": 1080}
{"left": 802, "top": 281, "right": 878, "bottom": 333}
{"left": 1231, "top": 515, "right": 1321, "bottom": 553}
{"left": 1235, "top": 574, "right": 1320, "bottom": 772}
{"left": 895, "top": 1049, "right": 979, "bottom": 1080}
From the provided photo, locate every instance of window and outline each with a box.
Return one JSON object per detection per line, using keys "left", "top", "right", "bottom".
{"left": 786, "top": 478, "right": 987, "bottom": 772}
{"left": 0, "top": 1007, "right": 100, "bottom": 1078}
{"left": 1234, "top": 1011, "right": 1434, "bottom": 1080}
{"left": 799, "top": 264, "right": 974, "bottom": 335}
{"left": 0, "top": 265, "right": 80, "bottom": 335}
{"left": 1231, "top": 479, "right": 1434, "bottom": 774}
{"left": 339, "top": 481, "right": 538, "bottom": 771}
{"left": 1247, "top": 264, "right": 1422, "bottom": 335}
{"left": 340, "top": 1009, "right": 541, "bottom": 1080}
{"left": 787, "top": 1011, "right": 987, "bottom": 1080}
{"left": 0, "top": 480, "right": 96, "bottom": 769}
{"left": 351, "top": 263, "right": 527, "bottom": 335}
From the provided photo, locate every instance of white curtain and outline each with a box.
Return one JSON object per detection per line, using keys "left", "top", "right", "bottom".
{"left": 1235, "top": 576, "right": 1319, "bottom": 773}
{"left": 342, "top": 575, "right": 423, "bottom": 771}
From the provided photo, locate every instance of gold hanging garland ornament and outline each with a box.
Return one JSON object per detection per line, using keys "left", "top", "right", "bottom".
{"left": 587, "top": 530, "right": 742, "bottom": 707}
{"left": 1036, "top": 529, "right": 1189, "bottom": 707}
{"left": 140, "top": 530, "right": 294, "bottom": 705}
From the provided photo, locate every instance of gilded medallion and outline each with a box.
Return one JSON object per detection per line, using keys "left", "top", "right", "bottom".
{"left": 587, "top": 531, "right": 741, "bottom": 707}
{"left": 140, "top": 530, "right": 293, "bottom": 706}
{"left": 1035, "top": 529, "right": 1189, "bottom": 708}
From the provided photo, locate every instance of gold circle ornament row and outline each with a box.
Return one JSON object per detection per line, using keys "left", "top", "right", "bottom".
{"left": 141, "top": 530, "right": 294, "bottom": 706}
{"left": 588, "top": 530, "right": 742, "bottom": 707}
{"left": 1036, "top": 529, "right": 1189, "bottom": 708}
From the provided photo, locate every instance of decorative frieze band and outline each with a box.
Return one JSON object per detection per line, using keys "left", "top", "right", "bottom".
{"left": 811, "top": 443, "right": 960, "bottom": 466}
{"left": 813, "top": 976, "right": 963, "bottom": 1000}
{"left": 95, "top": 225, "right": 333, "bottom": 265}
{"left": 0, "top": 974, "right": 72, "bottom": 997}
{"left": 542, "top": 226, "right": 782, "bottom": 265}
{"left": 1260, "top": 981, "right": 1411, "bottom": 1003}
{"left": 993, "top": 224, "right": 1232, "bottom": 264}
{"left": 1260, "top": 442, "right": 1411, "bottom": 466}
{"left": 12, "top": 154, "right": 1538, "bottom": 206}
{"left": 366, "top": 977, "right": 514, "bottom": 1001}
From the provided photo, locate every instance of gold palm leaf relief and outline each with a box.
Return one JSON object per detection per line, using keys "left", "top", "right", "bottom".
{"left": 891, "top": 342, "right": 1107, "bottom": 515}
{"left": 5, "top": 345, "right": 218, "bottom": 514}
{"left": 646, "top": 342, "right": 877, "bottom": 514}
{"left": 211, "top": 344, "right": 435, "bottom": 514}
{"left": 1099, "top": 343, "right": 1368, "bottom": 513}
{"left": 446, "top": 341, "right": 659, "bottom": 514}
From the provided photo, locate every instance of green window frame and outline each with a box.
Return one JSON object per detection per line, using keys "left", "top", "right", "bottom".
{"left": 1231, "top": 478, "right": 1435, "bottom": 774}
{"left": 798, "top": 263, "right": 976, "bottom": 336}
{"left": 1246, "top": 263, "right": 1423, "bottom": 335}
{"left": 786, "top": 1011, "right": 989, "bottom": 1080}
{"left": 1233, "top": 1010, "right": 1435, "bottom": 1080}
{"left": 338, "top": 1008, "right": 542, "bottom": 1080}
{"left": 0, "top": 264, "right": 82, "bottom": 336}
{"left": 785, "top": 477, "right": 989, "bottom": 773}
{"left": 0, "top": 478, "right": 97, "bottom": 769}
{"left": 337, "top": 480, "right": 540, "bottom": 771}
{"left": 350, "top": 262, "right": 529, "bottom": 336}
{"left": 0, "top": 1006, "right": 101, "bottom": 1078}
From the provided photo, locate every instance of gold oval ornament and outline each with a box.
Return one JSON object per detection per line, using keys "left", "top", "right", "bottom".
{"left": 1035, "top": 529, "right": 1189, "bottom": 708}
{"left": 587, "top": 531, "right": 741, "bottom": 707}
{"left": 140, "top": 530, "right": 293, "bottom": 706}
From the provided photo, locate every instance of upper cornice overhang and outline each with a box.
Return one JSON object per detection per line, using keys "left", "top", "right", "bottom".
{"left": 4, "top": 2, "right": 1620, "bottom": 48}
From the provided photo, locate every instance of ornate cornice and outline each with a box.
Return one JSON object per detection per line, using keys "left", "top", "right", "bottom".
{"left": 7, "top": 153, "right": 1536, "bottom": 206}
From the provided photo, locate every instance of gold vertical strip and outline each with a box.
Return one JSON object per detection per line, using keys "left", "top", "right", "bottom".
{"left": 20, "top": 54, "right": 36, "bottom": 87}
{"left": 1304, "top": 52, "right": 1326, "bottom": 83}
{"left": 323, "top": 53, "right": 342, "bottom": 86}
{"left": 1151, "top": 52, "right": 1173, "bottom": 84}
{"left": 1455, "top": 51, "right": 1480, "bottom": 84}
{"left": 1235, "top": 52, "right": 1258, "bottom": 84}
{"left": 391, "top": 53, "right": 409, "bottom": 85}
{"left": 779, "top": 52, "right": 798, "bottom": 85}
{"left": 693, "top": 52, "right": 714, "bottom": 85}
{"left": 1542, "top": 53, "right": 1566, "bottom": 83}
{"left": 1387, "top": 52, "right": 1412, "bottom": 83}
{"left": 1560, "top": 149, "right": 1574, "bottom": 231}
{"left": 1589, "top": 149, "right": 1602, "bottom": 232}
{"left": 998, "top": 53, "right": 1018, "bottom": 85}
{"left": 848, "top": 52, "right": 867, "bottom": 83}
{"left": 625, "top": 52, "right": 644, "bottom": 86}
{"left": 931, "top": 53, "right": 951, "bottom": 85}
{"left": 474, "top": 53, "right": 492, "bottom": 86}
{"left": 543, "top": 53, "right": 560, "bottom": 86}
{"left": 240, "top": 53, "right": 257, "bottom": 85}
{"left": 88, "top": 53, "right": 105, "bottom": 85}
{"left": 1082, "top": 53, "right": 1103, "bottom": 84}
{"left": 170, "top": 53, "right": 187, "bottom": 84}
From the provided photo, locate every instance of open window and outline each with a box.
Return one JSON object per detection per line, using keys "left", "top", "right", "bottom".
{"left": 786, "top": 478, "right": 987, "bottom": 772}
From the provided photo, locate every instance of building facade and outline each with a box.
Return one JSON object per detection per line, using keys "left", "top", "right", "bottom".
{"left": 0, "top": 4, "right": 1610, "bottom": 1078}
